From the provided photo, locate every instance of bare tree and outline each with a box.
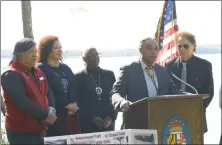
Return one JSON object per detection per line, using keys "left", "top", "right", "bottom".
{"left": 21, "top": 0, "right": 34, "bottom": 39}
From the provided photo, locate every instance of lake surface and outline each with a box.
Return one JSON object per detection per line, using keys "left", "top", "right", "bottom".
{"left": 1, "top": 54, "right": 221, "bottom": 143}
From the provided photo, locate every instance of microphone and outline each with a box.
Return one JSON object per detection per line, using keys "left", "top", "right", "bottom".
{"left": 165, "top": 68, "right": 198, "bottom": 95}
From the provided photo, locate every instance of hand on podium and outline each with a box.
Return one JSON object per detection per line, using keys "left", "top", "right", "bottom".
{"left": 120, "top": 100, "right": 132, "bottom": 112}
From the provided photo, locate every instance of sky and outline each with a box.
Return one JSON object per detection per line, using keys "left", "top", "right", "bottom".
{"left": 1, "top": 1, "right": 221, "bottom": 51}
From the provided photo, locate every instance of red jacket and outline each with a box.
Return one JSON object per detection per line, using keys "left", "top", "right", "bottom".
{"left": 2, "top": 62, "right": 48, "bottom": 132}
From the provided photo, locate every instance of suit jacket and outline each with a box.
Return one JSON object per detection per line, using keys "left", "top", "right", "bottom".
{"left": 75, "top": 67, "right": 117, "bottom": 122}
{"left": 110, "top": 60, "right": 181, "bottom": 128}
{"left": 165, "top": 55, "right": 214, "bottom": 110}
{"left": 165, "top": 55, "right": 214, "bottom": 133}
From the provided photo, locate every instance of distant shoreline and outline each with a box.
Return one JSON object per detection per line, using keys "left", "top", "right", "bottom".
{"left": 1, "top": 47, "right": 221, "bottom": 58}
{"left": 1, "top": 53, "right": 220, "bottom": 59}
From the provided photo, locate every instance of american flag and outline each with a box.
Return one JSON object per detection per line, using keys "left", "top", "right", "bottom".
{"left": 155, "top": 0, "right": 179, "bottom": 65}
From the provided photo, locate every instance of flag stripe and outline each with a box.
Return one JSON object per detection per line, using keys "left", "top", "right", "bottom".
{"left": 163, "top": 33, "right": 176, "bottom": 46}
{"left": 164, "top": 19, "right": 178, "bottom": 32}
{"left": 160, "top": 46, "right": 177, "bottom": 61}
{"left": 154, "top": 0, "right": 179, "bottom": 65}
{"left": 163, "top": 40, "right": 176, "bottom": 52}
{"left": 164, "top": 25, "right": 179, "bottom": 39}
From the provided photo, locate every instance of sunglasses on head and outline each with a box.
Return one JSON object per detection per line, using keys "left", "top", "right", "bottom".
{"left": 177, "top": 44, "right": 189, "bottom": 49}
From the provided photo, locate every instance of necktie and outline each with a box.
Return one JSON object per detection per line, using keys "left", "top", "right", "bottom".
{"left": 180, "top": 62, "right": 187, "bottom": 91}
{"left": 146, "top": 67, "right": 158, "bottom": 97}
{"left": 146, "top": 67, "right": 157, "bottom": 90}
{"left": 147, "top": 67, "right": 155, "bottom": 79}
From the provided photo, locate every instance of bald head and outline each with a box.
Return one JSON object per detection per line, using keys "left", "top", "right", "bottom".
{"left": 81, "top": 47, "right": 97, "bottom": 58}
{"left": 81, "top": 47, "right": 100, "bottom": 68}
{"left": 139, "top": 38, "right": 159, "bottom": 66}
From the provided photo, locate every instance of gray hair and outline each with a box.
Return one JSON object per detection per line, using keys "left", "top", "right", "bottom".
{"left": 139, "top": 37, "right": 159, "bottom": 50}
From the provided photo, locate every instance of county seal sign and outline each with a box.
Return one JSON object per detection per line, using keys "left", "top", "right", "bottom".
{"left": 162, "top": 116, "right": 191, "bottom": 144}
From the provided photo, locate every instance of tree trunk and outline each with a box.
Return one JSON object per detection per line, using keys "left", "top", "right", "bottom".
{"left": 21, "top": 0, "right": 34, "bottom": 39}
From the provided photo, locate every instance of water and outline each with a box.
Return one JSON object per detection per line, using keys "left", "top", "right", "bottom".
{"left": 1, "top": 54, "right": 221, "bottom": 143}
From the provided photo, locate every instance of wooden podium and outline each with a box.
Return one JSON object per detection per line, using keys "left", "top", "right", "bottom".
{"left": 124, "top": 94, "right": 208, "bottom": 144}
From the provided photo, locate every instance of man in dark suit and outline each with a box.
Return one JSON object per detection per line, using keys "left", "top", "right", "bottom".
{"left": 110, "top": 38, "right": 181, "bottom": 129}
{"left": 165, "top": 31, "right": 214, "bottom": 133}
{"left": 75, "top": 47, "right": 117, "bottom": 133}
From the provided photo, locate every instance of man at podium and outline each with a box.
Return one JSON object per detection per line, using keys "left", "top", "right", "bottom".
{"left": 110, "top": 38, "right": 182, "bottom": 129}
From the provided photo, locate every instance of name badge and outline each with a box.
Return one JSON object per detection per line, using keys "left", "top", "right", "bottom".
{"left": 39, "top": 76, "right": 45, "bottom": 80}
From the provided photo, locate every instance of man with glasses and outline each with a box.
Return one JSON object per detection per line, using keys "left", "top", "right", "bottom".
{"left": 165, "top": 31, "right": 214, "bottom": 134}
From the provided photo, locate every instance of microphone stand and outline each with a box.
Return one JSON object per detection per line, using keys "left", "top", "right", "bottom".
{"left": 166, "top": 68, "right": 199, "bottom": 95}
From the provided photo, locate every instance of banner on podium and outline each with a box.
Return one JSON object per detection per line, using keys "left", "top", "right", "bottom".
{"left": 44, "top": 129, "right": 158, "bottom": 144}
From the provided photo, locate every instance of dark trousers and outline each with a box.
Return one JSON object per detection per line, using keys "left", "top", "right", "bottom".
{"left": 81, "top": 121, "right": 115, "bottom": 133}
{"left": 6, "top": 129, "right": 46, "bottom": 144}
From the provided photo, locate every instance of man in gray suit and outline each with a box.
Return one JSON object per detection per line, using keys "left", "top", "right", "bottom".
{"left": 110, "top": 38, "right": 181, "bottom": 128}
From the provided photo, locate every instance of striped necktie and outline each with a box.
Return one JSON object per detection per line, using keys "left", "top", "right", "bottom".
{"left": 180, "top": 62, "right": 187, "bottom": 91}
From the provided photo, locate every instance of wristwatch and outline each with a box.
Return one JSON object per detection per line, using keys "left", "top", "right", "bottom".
{"left": 48, "top": 106, "right": 56, "bottom": 114}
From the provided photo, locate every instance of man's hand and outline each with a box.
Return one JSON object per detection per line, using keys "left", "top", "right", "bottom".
{"left": 120, "top": 100, "right": 132, "bottom": 112}
{"left": 65, "top": 103, "right": 79, "bottom": 114}
{"left": 183, "top": 92, "right": 194, "bottom": 95}
{"left": 93, "top": 116, "right": 104, "bottom": 129}
{"left": 45, "top": 111, "right": 57, "bottom": 125}
{"left": 104, "top": 116, "right": 112, "bottom": 128}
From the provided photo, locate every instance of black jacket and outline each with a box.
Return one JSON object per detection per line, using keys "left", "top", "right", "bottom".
{"left": 166, "top": 55, "right": 214, "bottom": 133}
{"left": 166, "top": 55, "right": 214, "bottom": 110}
{"left": 75, "top": 67, "right": 117, "bottom": 121}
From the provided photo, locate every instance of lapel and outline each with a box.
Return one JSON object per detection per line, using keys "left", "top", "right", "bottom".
{"left": 172, "top": 57, "right": 182, "bottom": 78}
{"left": 99, "top": 68, "right": 109, "bottom": 86}
{"left": 153, "top": 64, "right": 161, "bottom": 93}
{"left": 186, "top": 55, "right": 198, "bottom": 83}
{"left": 134, "top": 60, "right": 149, "bottom": 97}
{"left": 82, "top": 68, "right": 95, "bottom": 88}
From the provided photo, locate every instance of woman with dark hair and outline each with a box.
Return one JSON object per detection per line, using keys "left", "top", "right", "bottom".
{"left": 1, "top": 38, "right": 57, "bottom": 144}
{"left": 166, "top": 31, "right": 214, "bottom": 134}
{"left": 36, "top": 36, "right": 80, "bottom": 136}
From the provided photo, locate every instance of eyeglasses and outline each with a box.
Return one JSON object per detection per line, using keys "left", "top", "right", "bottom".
{"left": 177, "top": 44, "right": 189, "bottom": 49}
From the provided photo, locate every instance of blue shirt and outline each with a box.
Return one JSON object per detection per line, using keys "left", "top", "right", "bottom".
{"left": 140, "top": 60, "right": 159, "bottom": 98}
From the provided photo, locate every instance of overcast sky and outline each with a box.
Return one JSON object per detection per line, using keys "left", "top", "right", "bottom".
{"left": 1, "top": 1, "right": 221, "bottom": 50}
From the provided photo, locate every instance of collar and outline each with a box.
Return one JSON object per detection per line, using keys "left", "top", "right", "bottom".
{"left": 85, "top": 66, "right": 101, "bottom": 75}
{"left": 10, "top": 61, "right": 34, "bottom": 73}
{"left": 179, "top": 55, "right": 195, "bottom": 64}
{"left": 140, "top": 59, "right": 154, "bottom": 70}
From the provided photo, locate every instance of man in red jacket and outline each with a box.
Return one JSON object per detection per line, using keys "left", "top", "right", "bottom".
{"left": 1, "top": 38, "right": 57, "bottom": 144}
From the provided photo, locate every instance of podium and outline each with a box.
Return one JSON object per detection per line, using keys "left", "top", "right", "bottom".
{"left": 124, "top": 94, "right": 208, "bottom": 144}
